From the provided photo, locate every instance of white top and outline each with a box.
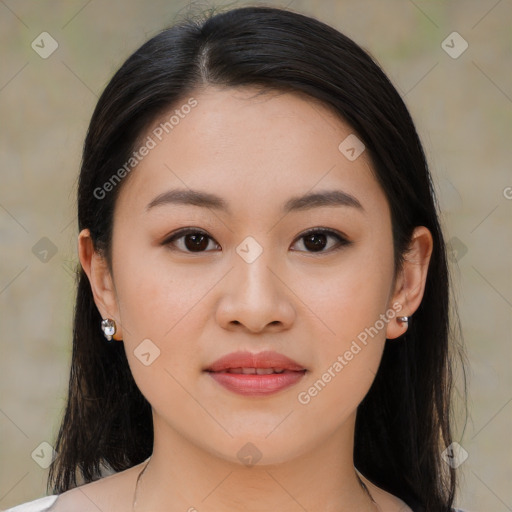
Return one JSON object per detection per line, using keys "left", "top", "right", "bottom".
{"left": 2, "top": 495, "right": 58, "bottom": 512}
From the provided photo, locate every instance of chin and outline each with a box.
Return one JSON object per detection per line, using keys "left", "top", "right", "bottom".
{"left": 202, "top": 432, "right": 311, "bottom": 468}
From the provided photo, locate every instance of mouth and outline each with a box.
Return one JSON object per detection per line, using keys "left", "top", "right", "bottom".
{"left": 204, "top": 351, "right": 307, "bottom": 396}
{"left": 219, "top": 367, "right": 297, "bottom": 374}
{"left": 205, "top": 350, "right": 306, "bottom": 372}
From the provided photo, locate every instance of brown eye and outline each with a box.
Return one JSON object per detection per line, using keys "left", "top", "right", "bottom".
{"left": 164, "top": 229, "right": 219, "bottom": 253}
{"left": 183, "top": 233, "right": 209, "bottom": 252}
{"left": 303, "top": 232, "right": 328, "bottom": 251}
{"left": 291, "top": 228, "right": 350, "bottom": 253}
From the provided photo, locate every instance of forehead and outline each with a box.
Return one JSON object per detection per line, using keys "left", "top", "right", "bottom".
{"left": 115, "top": 85, "right": 387, "bottom": 219}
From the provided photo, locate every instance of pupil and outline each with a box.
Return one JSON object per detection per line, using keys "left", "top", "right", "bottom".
{"left": 185, "top": 234, "right": 208, "bottom": 251}
{"left": 305, "top": 233, "right": 327, "bottom": 251}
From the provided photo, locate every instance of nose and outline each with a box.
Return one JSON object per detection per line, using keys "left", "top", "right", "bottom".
{"left": 215, "top": 249, "right": 296, "bottom": 334}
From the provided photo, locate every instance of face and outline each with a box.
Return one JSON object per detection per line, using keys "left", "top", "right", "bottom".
{"left": 85, "top": 85, "right": 415, "bottom": 465}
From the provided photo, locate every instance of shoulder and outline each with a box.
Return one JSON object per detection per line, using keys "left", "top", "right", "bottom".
{"left": 10, "top": 460, "right": 148, "bottom": 512}
{"left": 2, "top": 495, "right": 58, "bottom": 512}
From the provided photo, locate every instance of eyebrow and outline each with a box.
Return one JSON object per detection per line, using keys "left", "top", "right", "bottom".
{"left": 145, "top": 188, "right": 364, "bottom": 214}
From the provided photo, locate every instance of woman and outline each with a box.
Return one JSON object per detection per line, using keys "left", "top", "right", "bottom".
{"left": 5, "top": 5, "right": 467, "bottom": 512}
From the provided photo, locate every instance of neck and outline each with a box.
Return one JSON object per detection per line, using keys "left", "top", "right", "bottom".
{"left": 133, "top": 411, "right": 378, "bottom": 512}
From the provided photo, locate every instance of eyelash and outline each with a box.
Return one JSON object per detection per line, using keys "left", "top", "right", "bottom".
{"left": 162, "top": 227, "right": 351, "bottom": 254}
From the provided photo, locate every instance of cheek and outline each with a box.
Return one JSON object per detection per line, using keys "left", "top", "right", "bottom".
{"left": 112, "top": 234, "right": 206, "bottom": 339}
{"left": 295, "top": 238, "right": 394, "bottom": 409}
{"left": 293, "top": 300, "right": 387, "bottom": 440}
{"left": 112, "top": 251, "right": 210, "bottom": 412}
{"left": 305, "top": 243, "right": 395, "bottom": 350}
{"left": 110, "top": 235, "right": 217, "bottom": 391}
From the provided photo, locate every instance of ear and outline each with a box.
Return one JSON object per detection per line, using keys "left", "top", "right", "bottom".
{"left": 386, "top": 226, "right": 433, "bottom": 340}
{"left": 78, "top": 228, "right": 123, "bottom": 340}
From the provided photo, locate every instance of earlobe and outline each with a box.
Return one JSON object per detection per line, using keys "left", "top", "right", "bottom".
{"left": 386, "top": 226, "right": 433, "bottom": 340}
{"left": 78, "top": 229, "right": 123, "bottom": 340}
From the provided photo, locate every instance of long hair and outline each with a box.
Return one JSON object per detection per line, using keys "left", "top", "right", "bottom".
{"left": 48, "top": 6, "right": 466, "bottom": 511}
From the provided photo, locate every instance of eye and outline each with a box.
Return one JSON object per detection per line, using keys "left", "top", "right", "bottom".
{"left": 163, "top": 228, "right": 220, "bottom": 253}
{"left": 290, "top": 227, "right": 350, "bottom": 253}
{"left": 163, "top": 227, "right": 350, "bottom": 254}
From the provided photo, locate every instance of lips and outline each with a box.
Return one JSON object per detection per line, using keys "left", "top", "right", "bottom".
{"left": 206, "top": 351, "right": 306, "bottom": 374}
{"left": 205, "top": 350, "right": 307, "bottom": 396}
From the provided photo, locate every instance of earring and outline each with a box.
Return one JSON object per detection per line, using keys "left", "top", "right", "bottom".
{"left": 397, "top": 316, "right": 410, "bottom": 332}
{"left": 101, "top": 318, "right": 116, "bottom": 341}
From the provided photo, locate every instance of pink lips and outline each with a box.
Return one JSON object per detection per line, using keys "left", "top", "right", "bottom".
{"left": 205, "top": 350, "right": 307, "bottom": 397}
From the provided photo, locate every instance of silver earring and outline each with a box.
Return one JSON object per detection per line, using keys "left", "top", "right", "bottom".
{"left": 101, "top": 318, "right": 116, "bottom": 341}
{"left": 397, "top": 316, "right": 410, "bottom": 333}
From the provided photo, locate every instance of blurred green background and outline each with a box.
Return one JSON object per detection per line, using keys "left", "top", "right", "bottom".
{"left": 1, "top": 1, "right": 511, "bottom": 510}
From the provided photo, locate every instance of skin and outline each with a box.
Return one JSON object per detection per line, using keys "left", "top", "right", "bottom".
{"left": 59, "top": 85, "right": 432, "bottom": 511}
